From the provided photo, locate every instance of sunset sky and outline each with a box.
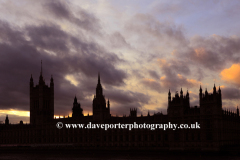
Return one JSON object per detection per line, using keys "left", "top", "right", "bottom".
{"left": 0, "top": 0, "right": 240, "bottom": 124}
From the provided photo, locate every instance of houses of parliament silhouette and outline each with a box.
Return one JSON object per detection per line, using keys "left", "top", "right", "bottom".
{"left": 0, "top": 64, "right": 240, "bottom": 151}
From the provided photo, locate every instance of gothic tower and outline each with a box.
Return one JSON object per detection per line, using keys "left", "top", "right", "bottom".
{"left": 5, "top": 115, "right": 9, "bottom": 125}
{"left": 30, "top": 61, "right": 54, "bottom": 125}
{"left": 199, "top": 84, "right": 222, "bottom": 115}
{"left": 199, "top": 84, "right": 222, "bottom": 144}
{"left": 167, "top": 88, "right": 190, "bottom": 117}
{"left": 92, "top": 73, "right": 110, "bottom": 121}
{"left": 72, "top": 96, "right": 83, "bottom": 118}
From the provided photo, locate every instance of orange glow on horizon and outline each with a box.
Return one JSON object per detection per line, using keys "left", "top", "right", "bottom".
{"left": 0, "top": 109, "right": 29, "bottom": 117}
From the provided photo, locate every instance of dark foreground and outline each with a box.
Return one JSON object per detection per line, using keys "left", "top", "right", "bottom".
{"left": 0, "top": 147, "right": 240, "bottom": 160}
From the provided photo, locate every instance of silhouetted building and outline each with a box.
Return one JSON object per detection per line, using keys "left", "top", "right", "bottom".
{"left": 5, "top": 115, "right": 9, "bottom": 125}
{"left": 92, "top": 73, "right": 110, "bottom": 121}
{"left": 72, "top": 96, "right": 83, "bottom": 118}
{"left": 0, "top": 65, "right": 240, "bottom": 151}
{"left": 30, "top": 61, "right": 54, "bottom": 125}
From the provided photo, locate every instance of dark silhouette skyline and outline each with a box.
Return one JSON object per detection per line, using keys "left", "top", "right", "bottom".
{"left": 0, "top": 0, "right": 240, "bottom": 126}
{"left": 0, "top": 67, "right": 239, "bottom": 152}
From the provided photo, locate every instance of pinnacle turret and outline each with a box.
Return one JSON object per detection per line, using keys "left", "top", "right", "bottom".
{"left": 96, "top": 72, "right": 103, "bottom": 96}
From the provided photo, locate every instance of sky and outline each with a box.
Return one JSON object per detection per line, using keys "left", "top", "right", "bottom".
{"left": 0, "top": 0, "right": 240, "bottom": 124}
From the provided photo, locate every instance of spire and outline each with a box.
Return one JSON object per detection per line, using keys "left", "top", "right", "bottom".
{"left": 30, "top": 74, "right": 33, "bottom": 87}
{"left": 237, "top": 106, "right": 239, "bottom": 116}
{"left": 5, "top": 115, "right": 9, "bottom": 125}
{"left": 74, "top": 96, "right": 77, "bottom": 103}
{"left": 98, "top": 72, "right": 100, "bottom": 84}
{"left": 39, "top": 60, "right": 44, "bottom": 83}
{"left": 30, "top": 74, "right": 33, "bottom": 81}
{"left": 107, "top": 98, "right": 110, "bottom": 108}
{"left": 148, "top": 110, "right": 150, "bottom": 116}
{"left": 96, "top": 72, "right": 103, "bottom": 96}
{"left": 218, "top": 85, "right": 221, "bottom": 93}
{"left": 180, "top": 88, "right": 183, "bottom": 98}
{"left": 41, "top": 60, "right": 42, "bottom": 76}
{"left": 213, "top": 83, "right": 216, "bottom": 93}
{"left": 168, "top": 89, "right": 171, "bottom": 102}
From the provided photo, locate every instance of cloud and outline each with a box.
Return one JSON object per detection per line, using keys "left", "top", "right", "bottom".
{"left": 44, "top": 0, "right": 101, "bottom": 33}
{"left": 221, "top": 86, "right": 240, "bottom": 100}
{"left": 178, "top": 35, "right": 240, "bottom": 71}
{"left": 121, "top": 13, "right": 188, "bottom": 63}
{"left": 0, "top": 19, "right": 127, "bottom": 117}
{"left": 102, "top": 88, "right": 151, "bottom": 116}
{"left": 220, "top": 63, "right": 240, "bottom": 86}
{"left": 148, "top": 70, "right": 160, "bottom": 80}
{"left": 141, "top": 78, "right": 162, "bottom": 92}
{"left": 109, "top": 32, "right": 131, "bottom": 49}
{"left": 1, "top": 0, "right": 240, "bottom": 124}
{"left": 105, "top": 88, "right": 150, "bottom": 105}
{"left": 141, "top": 58, "right": 200, "bottom": 93}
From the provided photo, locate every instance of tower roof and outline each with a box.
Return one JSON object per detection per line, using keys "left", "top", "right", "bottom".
{"left": 30, "top": 74, "right": 33, "bottom": 81}
{"left": 98, "top": 72, "right": 100, "bottom": 84}
{"left": 96, "top": 72, "right": 102, "bottom": 91}
{"left": 39, "top": 60, "right": 44, "bottom": 83}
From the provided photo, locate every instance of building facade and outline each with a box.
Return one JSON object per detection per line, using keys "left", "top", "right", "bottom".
{"left": 0, "top": 68, "right": 240, "bottom": 151}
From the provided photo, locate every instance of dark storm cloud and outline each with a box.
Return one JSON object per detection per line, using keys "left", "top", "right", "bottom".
{"left": 148, "top": 70, "right": 160, "bottom": 80}
{"left": 221, "top": 87, "right": 240, "bottom": 100}
{"left": 105, "top": 89, "right": 150, "bottom": 105}
{"left": 26, "top": 24, "right": 69, "bottom": 54}
{"left": 178, "top": 35, "right": 240, "bottom": 71}
{"left": 45, "top": 1, "right": 70, "bottom": 19}
{"left": 0, "top": 20, "right": 25, "bottom": 45}
{"left": 141, "top": 58, "right": 196, "bottom": 93}
{"left": 0, "top": 19, "right": 127, "bottom": 115}
{"left": 44, "top": 0, "right": 101, "bottom": 33}
{"left": 164, "top": 59, "right": 190, "bottom": 76}
{"left": 141, "top": 79, "right": 162, "bottom": 93}
{"left": 100, "top": 88, "right": 151, "bottom": 116}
